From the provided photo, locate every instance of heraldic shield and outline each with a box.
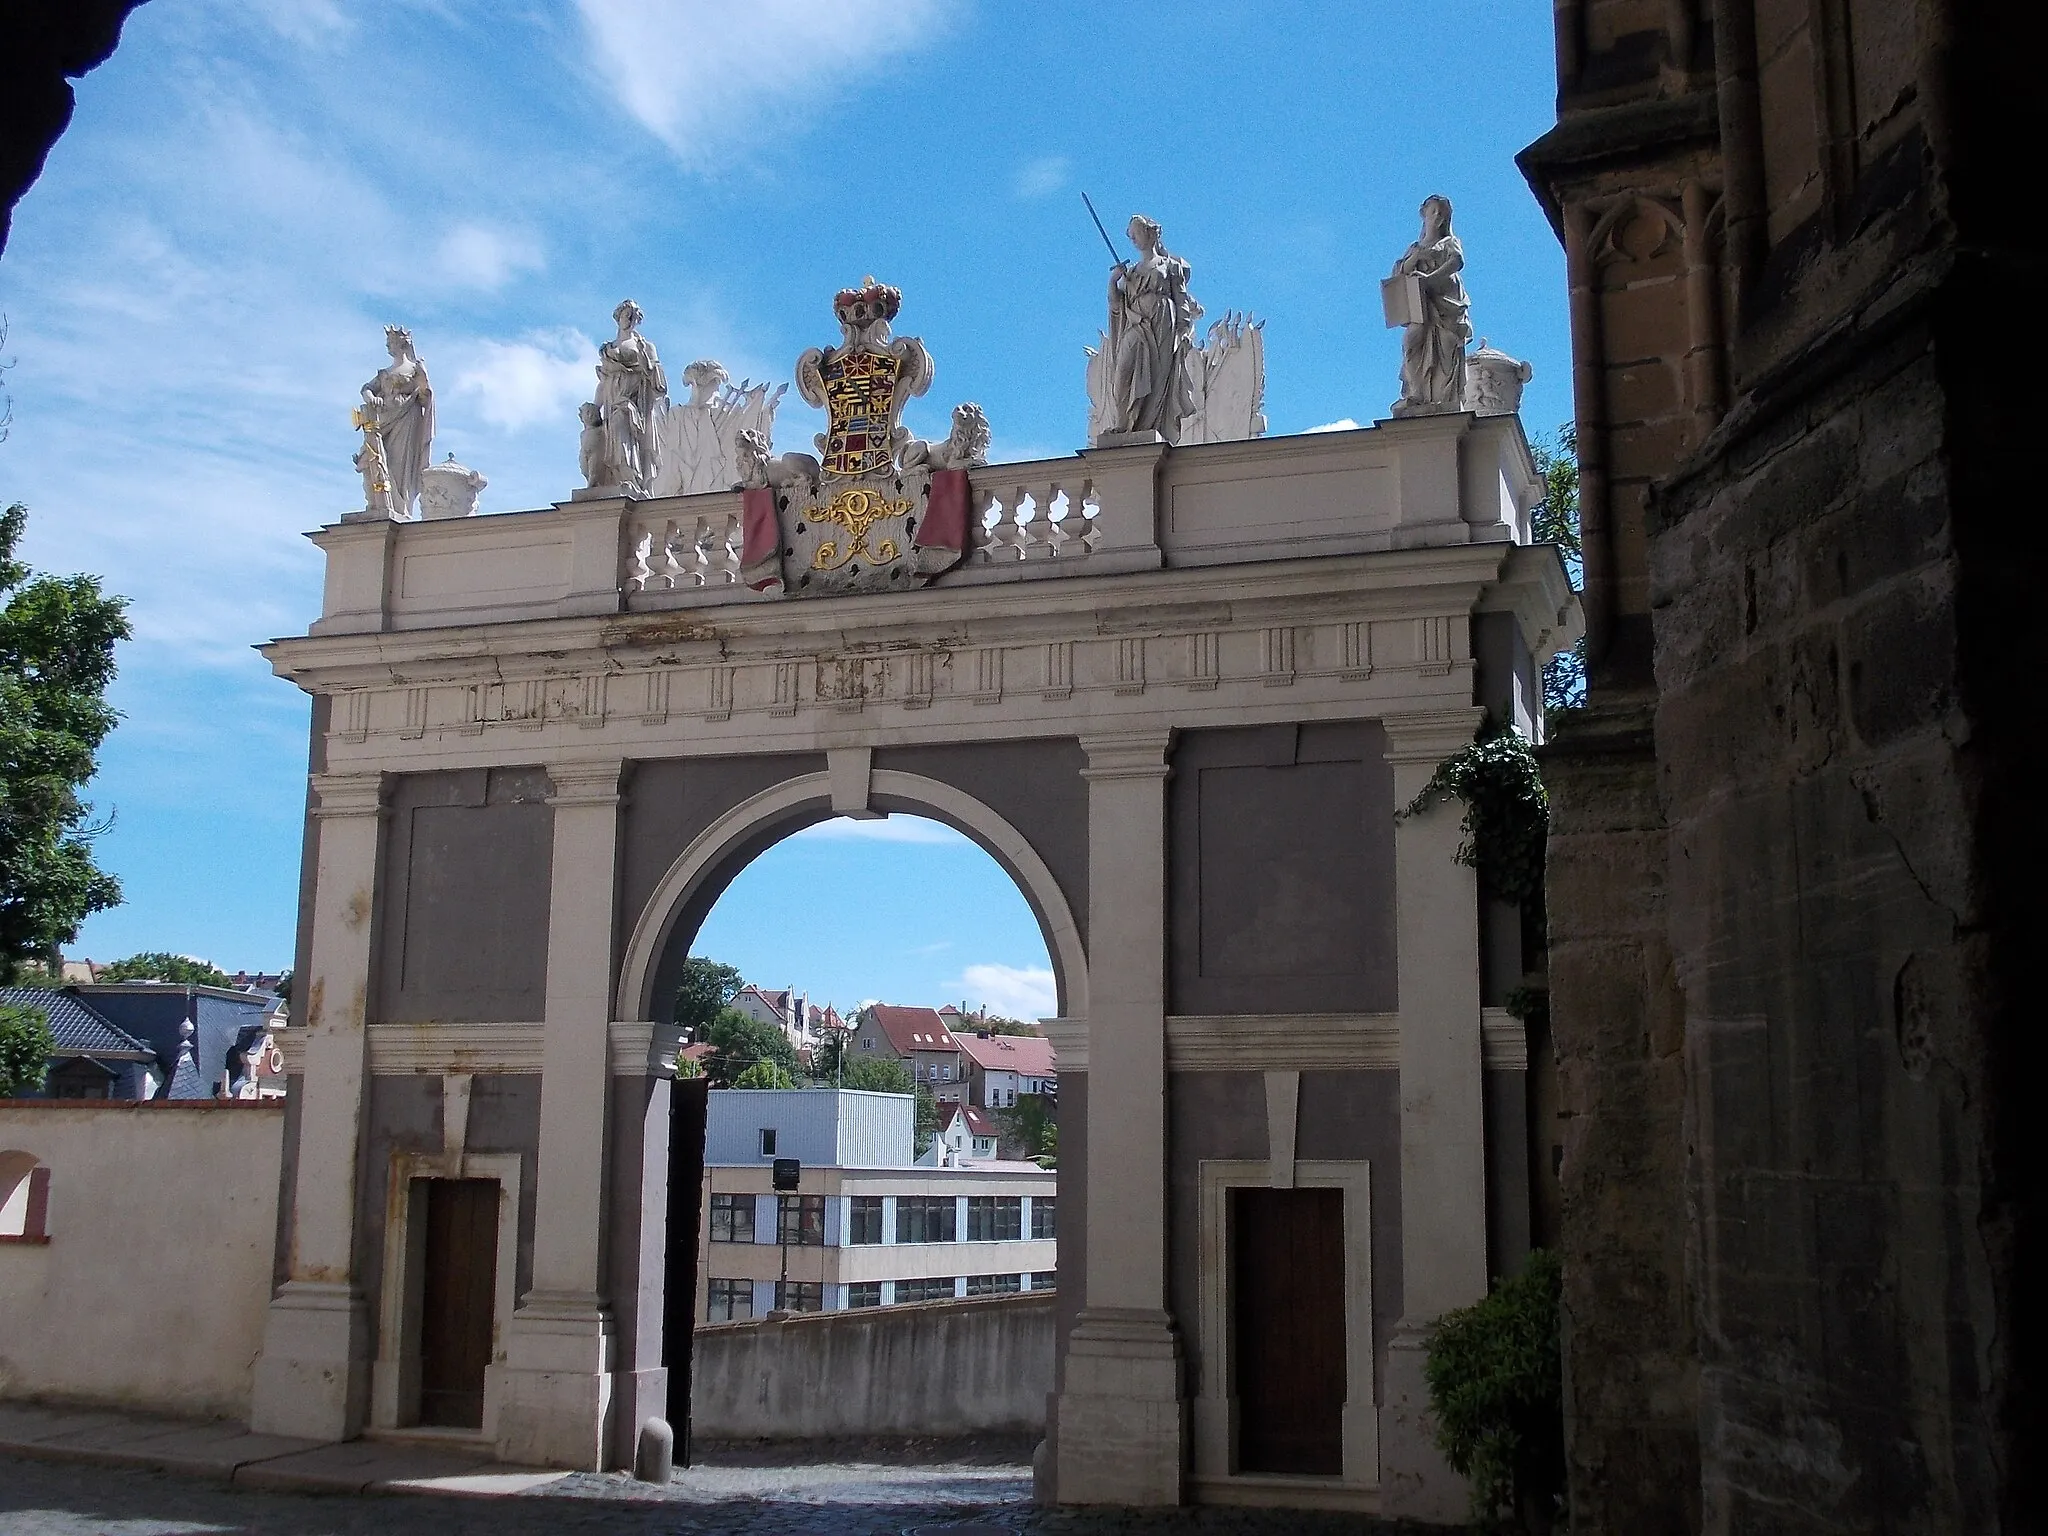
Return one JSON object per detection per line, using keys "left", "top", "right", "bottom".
{"left": 737, "top": 278, "right": 987, "bottom": 598}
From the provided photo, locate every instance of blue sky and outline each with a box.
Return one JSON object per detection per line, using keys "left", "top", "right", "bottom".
{"left": 0, "top": 0, "right": 1566, "bottom": 1009}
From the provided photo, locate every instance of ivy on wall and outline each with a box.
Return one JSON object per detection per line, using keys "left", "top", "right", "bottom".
{"left": 1400, "top": 717, "right": 1549, "bottom": 910}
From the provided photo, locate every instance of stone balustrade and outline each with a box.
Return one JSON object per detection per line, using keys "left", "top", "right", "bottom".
{"left": 308, "top": 411, "right": 1540, "bottom": 637}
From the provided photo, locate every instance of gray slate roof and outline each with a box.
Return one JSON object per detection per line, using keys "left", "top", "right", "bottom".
{"left": 0, "top": 987, "right": 153, "bottom": 1057}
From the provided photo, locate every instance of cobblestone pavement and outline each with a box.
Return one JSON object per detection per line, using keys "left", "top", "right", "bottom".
{"left": 0, "top": 1450, "right": 1438, "bottom": 1535}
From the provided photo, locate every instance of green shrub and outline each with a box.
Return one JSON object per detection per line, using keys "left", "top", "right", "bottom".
{"left": 0, "top": 1001, "right": 54, "bottom": 1097}
{"left": 1425, "top": 1248, "right": 1565, "bottom": 1533}
{"left": 841, "top": 1055, "right": 915, "bottom": 1094}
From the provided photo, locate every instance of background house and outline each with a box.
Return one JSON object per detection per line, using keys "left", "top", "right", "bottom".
{"left": 69, "top": 983, "right": 278, "bottom": 1099}
{"left": 848, "top": 1005, "right": 967, "bottom": 1103}
{"left": 929, "top": 1101, "right": 1001, "bottom": 1164}
{"left": 955, "top": 1030, "right": 1055, "bottom": 1110}
{"left": 0, "top": 987, "right": 159, "bottom": 1100}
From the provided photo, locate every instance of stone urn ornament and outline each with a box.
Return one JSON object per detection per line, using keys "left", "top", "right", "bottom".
{"left": 420, "top": 454, "right": 487, "bottom": 520}
{"left": 1462, "top": 338, "right": 1534, "bottom": 417}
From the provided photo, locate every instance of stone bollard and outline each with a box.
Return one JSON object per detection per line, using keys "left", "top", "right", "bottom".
{"left": 635, "top": 1416, "right": 674, "bottom": 1484}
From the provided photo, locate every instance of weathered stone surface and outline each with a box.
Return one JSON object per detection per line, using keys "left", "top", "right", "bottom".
{"left": 1540, "top": 702, "right": 1698, "bottom": 1536}
{"left": 1524, "top": 4, "right": 2044, "bottom": 1525}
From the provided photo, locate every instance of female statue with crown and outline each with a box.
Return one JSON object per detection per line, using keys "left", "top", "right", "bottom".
{"left": 594, "top": 298, "right": 668, "bottom": 495}
{"left": 1104, "top": 214, "right": 1199, "bottom": 441}
{"left": 355, "top": 326, "right": 434, "bottom": 518}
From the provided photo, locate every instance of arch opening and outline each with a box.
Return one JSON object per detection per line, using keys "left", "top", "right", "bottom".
{"left": 619, "top": 770, "right": 1086, "bottom": 1029}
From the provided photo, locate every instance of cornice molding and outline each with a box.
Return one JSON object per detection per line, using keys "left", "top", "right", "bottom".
{"left": 365, "top": 1021, "right": 545, "bottom": 1075}
{"left": 1166, "top": 1014, "right": 1401, "bottom": 1072}
{"left": 1481, "top": 1007, "right": 1529, "bottom": 1071}
{"left": 1042, "top": 1016, "right": 1089, "bottom": 1075}
{"left": 1079, "top": 731, "right": 1175, "bottom": 780}
{"left": 609, "top": 1021, "right": 689, "bottom": 1079}
{"left": 546, "top": 758, "right": 626, "bottom": 807}
{"left": 1380, "top": 707, "right": 1487, "bottom": 764}
{"left": 309, "top": 771, "right": 387, "bottom": 818}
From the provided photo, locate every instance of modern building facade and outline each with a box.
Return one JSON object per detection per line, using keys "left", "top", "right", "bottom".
{"left": 697, "top": 1088, "right": 1053, "bottom": 1320}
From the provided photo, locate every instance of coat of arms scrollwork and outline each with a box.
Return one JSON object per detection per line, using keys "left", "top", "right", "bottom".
{"left": 736, "top": 278, "right": 990, "bottom": 597}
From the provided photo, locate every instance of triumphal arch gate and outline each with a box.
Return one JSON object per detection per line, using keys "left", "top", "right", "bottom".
{"left": 252, "top": 250, "right": 1576, "bottom": 1520}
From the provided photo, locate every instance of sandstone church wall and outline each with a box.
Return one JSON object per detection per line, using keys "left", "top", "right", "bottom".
{"left": 1526, "top": 0, "right": 2044, "bottom": 1528}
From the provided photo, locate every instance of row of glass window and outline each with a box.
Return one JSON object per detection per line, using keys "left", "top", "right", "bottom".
{"left": 706, "top": 1273, "right": 1057, "bottom": 1321}
{"left": 710, "top": 1193, "right": 1055, "bottom": 1246}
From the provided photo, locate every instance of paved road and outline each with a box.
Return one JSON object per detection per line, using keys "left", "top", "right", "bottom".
{"left": 0, "top": 1451, "right": 1429, "bottom": 1534}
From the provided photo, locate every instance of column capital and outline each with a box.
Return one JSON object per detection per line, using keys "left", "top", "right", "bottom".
{"left": 1079, "top": 730, "right": 1174, "bottom": 780}
{"left": 1380, "top": 707, "right": 1485, "bottom": 766}
{"left": 309, "top": 771, "right": 388, "bottom": 819}
{"left": 545, "top": 758, "right": 626, "bottom": 808}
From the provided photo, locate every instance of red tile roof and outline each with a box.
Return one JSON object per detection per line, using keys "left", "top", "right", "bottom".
{"left": 939, "top": 1101, "right": 999, "bottom": 1138}
{"left": 954, "top": 1031, "right": 1055, "bottom": 1077}
{"left": 863, "top": 1004, "right": 962, "bottom": 1055}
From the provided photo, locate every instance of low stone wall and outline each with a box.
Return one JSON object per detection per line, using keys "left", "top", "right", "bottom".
{"left": 0, "top": 1101, "right": 283, "bottom": 1420}
{"left": 690, "top": 1292, "right": 1055, "bottom": 1440}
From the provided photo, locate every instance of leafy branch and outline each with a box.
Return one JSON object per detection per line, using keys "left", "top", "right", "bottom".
{"left": 1400, "top": 716, "right": 1548, "bottom": 911}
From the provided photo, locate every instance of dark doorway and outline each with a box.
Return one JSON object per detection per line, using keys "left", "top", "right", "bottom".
{"left": 1231, "top": 1185, "right": 1346, "bottom": 1475}
{"left": 417, "top": 1177, "right": 499, "bottom": 1428}
{"left": 663, "top": 1075, "right": 711, "bottom": 1460}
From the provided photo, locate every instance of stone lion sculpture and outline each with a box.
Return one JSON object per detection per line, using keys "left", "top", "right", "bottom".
{"left": 905, "top": 402, "right": 992, "bottom": 472}
{"left": 733, "top": 428, "right": 820, "bottom": 493}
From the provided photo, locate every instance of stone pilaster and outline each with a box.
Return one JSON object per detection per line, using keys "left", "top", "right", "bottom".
{"left": 1379, "top": 709, "right": 1489, "bottom": 1522}
{"left": 495, "top": 759, "right": 624, "bottom": 1470}
{"left": 1055, "top": 731, "right": 1184, "bottom": 1506}
{"left": 250, "top": 770, "right": 386, "bottom": 1441}
{"left": 1539, "top": 699, "right": 1695, "bottom": 1533}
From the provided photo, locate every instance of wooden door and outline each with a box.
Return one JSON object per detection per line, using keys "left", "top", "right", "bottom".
{"left": 418, "top": 1178, "right": 499, "bottom": 1428}
{"left": 1231, "top": 1185, "right": 1347, "bottom": 1475}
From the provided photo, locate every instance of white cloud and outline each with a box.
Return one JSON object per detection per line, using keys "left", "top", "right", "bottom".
{"left": 948, "top": 963, "right": 1058, "bottom": 1021}
{"left": 1305, "top": 418, "right": 1362, "bottom": 433}
{"left": 790, "top": 815, "right": 969, "bottom": 846}
{"left": 451, "top": 328, "right": 595, "bottom": 432}
{"left": 574, "top": 0, "right": 952, "bottom": 159}
{"left": 436, "top": 223, "right": 544, "bottom": 291}
{"left": 236, "top": 0, "right": 352, "bottom": 46}
{"left": 1013, "top": 155, "right": 1071, "bottom": 200}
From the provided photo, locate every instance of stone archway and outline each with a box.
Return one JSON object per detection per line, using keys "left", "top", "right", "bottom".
{"left": 252, "top": 411, "right": 1577, "bottom": 1521}
{"left": 615, "top": 761, "right": 1089, "bottom": 1028}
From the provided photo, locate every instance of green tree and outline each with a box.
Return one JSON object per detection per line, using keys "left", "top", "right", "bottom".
{"left": 0, "top": 504, "right": 129, "bottom": 978}
{"left": 672, "top": 956, "right": 746, "bottom": 1039}
{"left": 1529, "top": 426, "right": 1585, "bottom": 719}
{"left": 997, "top": 1092, "right": 1058, "bottom": 1166}
{"left": 841, "top": 1054, "right": 915, "bottom": 1094}
{"left": 1425, "top": 1249, "right": 1565, "bottom": 1533}
{"left": 97, "top": 952, "right": 231, "bottom": 987}
{"left": 0, "top": 999, "right": 54, "bottom": 1097}
{"left": 914, "top": 1082, "right": 940, "bottom": 1155}
{"left": 703, "top": 1006, "right": 800, "bottom": 1087}
{"left": 731, "top": 1060, "right": 796, "bottom": 1089}
{"left": 979, "top": 1014, "right": 1042, "bottom": 1037}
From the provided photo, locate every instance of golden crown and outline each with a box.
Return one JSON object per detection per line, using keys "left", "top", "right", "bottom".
{"left": 833, "top": 276, "right": 901, "bottom": 323}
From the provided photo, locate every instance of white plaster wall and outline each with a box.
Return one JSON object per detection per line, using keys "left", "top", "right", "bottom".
{"left": 0, "top": 1103, "right": 284, "bottom": 1420}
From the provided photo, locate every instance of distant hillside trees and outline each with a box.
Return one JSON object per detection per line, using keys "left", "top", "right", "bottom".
{"left": 97, "top": 952, "right": 230, "bottom": 986}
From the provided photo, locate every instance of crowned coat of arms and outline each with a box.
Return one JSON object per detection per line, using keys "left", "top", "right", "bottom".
{"left": 737, "top": 278, "right": 990, "bottom": 597}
